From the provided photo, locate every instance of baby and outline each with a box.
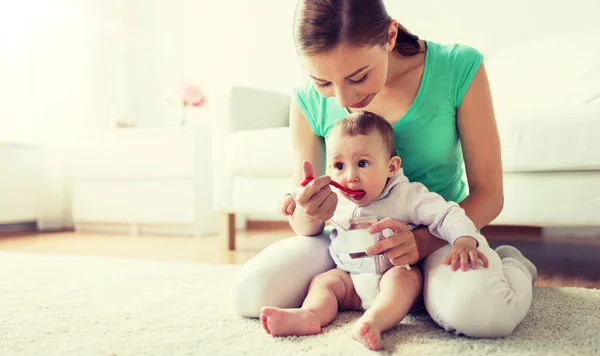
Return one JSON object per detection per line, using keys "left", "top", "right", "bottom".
{"left": 261, "top": 111, "right": 487, "bottom": 350}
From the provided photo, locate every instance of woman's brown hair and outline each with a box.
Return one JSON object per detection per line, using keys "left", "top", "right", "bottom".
{"left": 293, "top": 0, "right": 420, "bottom": 56}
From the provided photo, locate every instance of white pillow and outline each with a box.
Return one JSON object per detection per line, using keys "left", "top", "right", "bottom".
{"left": 485, "top": 28, "right": 600, "bottom": 117}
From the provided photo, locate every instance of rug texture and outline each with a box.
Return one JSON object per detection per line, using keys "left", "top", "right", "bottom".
{"left": 0, "top": 251, "right": 598, "bottom": 356}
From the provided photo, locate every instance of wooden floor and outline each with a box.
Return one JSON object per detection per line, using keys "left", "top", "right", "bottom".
{"left": 1, "top": 223, "right": 599, "bottom": 289}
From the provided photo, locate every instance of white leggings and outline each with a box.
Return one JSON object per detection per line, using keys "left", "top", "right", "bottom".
{"left": 231, "top": 230, "right": 533, "bottom": 338}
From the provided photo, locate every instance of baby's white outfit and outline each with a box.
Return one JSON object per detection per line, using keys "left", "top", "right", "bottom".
{"left": 329, "top": 169, "right": 483, "bottom": 310}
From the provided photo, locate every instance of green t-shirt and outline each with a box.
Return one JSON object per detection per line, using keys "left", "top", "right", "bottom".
{"left": 294, "top": 40, "right": 483, "bottom": 203}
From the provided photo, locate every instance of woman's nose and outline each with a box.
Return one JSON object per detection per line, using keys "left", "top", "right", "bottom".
{"left": 335, "top": 87, "right": 354, "bottom": 108}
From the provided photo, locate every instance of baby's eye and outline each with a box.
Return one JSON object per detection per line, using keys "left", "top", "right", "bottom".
{"left": 334, "top": 162, "right": 344, "bottom": 170}
{"left": 358, "top": 160, "right": 370, "bottom": 168}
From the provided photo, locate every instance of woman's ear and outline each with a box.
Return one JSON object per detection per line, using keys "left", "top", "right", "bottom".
{"left": 386, "top": 20, "right": 399, "bottom": 52}
{"left": 388, "top": 156, "right": 401, "bottom": 177}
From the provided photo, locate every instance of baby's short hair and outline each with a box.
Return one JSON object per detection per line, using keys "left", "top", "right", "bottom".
{"left": 331, "top": 111, "right": 396, "bottom": 158}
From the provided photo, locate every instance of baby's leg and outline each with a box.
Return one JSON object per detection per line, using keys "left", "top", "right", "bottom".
{"left": 352, "top": 266, "right": 422, "bottom": 350}
{"left": 261, "top": 268, "right": 361, "bottom": 336}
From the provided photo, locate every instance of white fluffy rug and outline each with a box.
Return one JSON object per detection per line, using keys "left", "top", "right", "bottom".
{"left": 1, "top": 251, "right": 599, "bottom": 356}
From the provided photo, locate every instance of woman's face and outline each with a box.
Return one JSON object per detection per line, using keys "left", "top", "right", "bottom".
{"left": 301, "top": 42, "right": 392, "bottom": 109}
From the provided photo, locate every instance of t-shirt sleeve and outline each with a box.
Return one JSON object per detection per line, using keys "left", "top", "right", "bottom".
{"left": 293, "top": 80, "right": 323, "bottom": 137}
{"left": 448, "top": 44, "right": 484, "bottom": 109}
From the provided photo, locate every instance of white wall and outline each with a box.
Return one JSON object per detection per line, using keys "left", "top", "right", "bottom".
{"left": 1, "top": 0, "right": 598, "bottom": 229}
{"left": 125, "top": 0, "right": 599, "bottom": 128}
{"left": 386, "top": 0, "right": 600, "bottom": 56}
{"left": 4, "top": 0, "right": 598, "bottom": 134}
{"left": 0, "top": 0, "right": 130, "bottom": 229}
{"left": 154, "top": 0, "right": 301, "bottom": 94}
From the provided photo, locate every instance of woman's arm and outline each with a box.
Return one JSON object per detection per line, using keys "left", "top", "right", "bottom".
{"left": 413, "top": 63, "right": 502, "bottom": 256}
{"left": 364, "top": 63, "right": 502, "bottom": 264}
{"left": 456, "top": 63, "right": 504, "bottom": 229}
{"left": 288, "top": 96, "right": 329, "bottom": 236}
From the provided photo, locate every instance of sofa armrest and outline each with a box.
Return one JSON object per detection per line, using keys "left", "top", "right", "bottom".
{"left": 211, "top": 85, "right": 291, "bottom": 213}
{"left": 228, "top": 86, "right": 291, "bottom": 131}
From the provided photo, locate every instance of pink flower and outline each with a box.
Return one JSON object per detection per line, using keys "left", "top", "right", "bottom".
{"left": 182, "top": 85, "right": 206, "bottom": 107}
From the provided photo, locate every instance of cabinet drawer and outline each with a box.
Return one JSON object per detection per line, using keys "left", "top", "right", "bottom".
{"left": 72, "top": 180, "right": 195, "bottom": 223}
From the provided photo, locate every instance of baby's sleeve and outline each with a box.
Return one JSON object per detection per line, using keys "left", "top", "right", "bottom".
{"left": 407, "top": 182, "right": 479, "bottom": 246}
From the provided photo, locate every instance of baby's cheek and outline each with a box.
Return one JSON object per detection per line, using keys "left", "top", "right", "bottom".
{"left": 330, "top": 172, "right": 343, "bottom": 182}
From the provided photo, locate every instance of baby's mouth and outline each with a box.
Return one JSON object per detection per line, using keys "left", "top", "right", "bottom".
{"left": 346, "top": 190, "right": 366, "bottom": 200}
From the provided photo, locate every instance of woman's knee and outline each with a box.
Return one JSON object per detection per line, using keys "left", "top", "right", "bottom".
{"left": 231, "top": 234, "right": 334, "bottom": 317}
{"left": 231, "top": 262, "right": 272, "bottom": 318}
{"left": 442, "top": 286, "right": 517, "bottom": 337}
{"left": 425, "top": 272, "right": 520, "bottom": 338}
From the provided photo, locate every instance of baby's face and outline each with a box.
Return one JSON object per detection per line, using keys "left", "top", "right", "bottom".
{"left": 327, "top": 131, "right": 394, "bottom": 206}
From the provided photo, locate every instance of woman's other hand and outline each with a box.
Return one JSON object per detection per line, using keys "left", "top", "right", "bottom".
{"left": 295, "top": 161, "right": 338, "bottom": 222}
{"left": 365, "top": 218, "right": 420, "bottom": 266}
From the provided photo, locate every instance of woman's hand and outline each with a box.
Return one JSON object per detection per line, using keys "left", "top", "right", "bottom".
{"left": 294, "top": 161, "right": 338, "bottom": 222}
{"left": 365, "top": 218, "right": 420, "bottom": 266}
{"left": 442, "top": 236, "right": 489, "bottom": 271}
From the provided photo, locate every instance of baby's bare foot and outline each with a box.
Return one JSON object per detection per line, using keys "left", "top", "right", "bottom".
{"left": 259, "top": 307, "right": 321, "bottom": 336}
{"left": 352, "top": 319, "right": 382, "bottom": 351}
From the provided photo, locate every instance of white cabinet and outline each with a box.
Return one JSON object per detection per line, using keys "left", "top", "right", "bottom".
{"left": 71, "top": 127, "right": 217, "bottom": 236}
{"left": 0, "top": 142, "right": 41, "bottom": 225}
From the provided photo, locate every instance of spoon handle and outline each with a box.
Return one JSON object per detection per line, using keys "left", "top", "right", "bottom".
{"left": 300, "top": 177, "right": 362, "bottom": 196}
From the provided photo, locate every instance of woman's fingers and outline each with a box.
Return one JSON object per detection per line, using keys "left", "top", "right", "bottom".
{"left": 367, "top": 217, "right": 407, "bottom": 234}
{"left": 299, "top": 185, "right": 333, "bottom": 219}
{"left": 315, "top": 192, "right": 338, "bottom": 221}
{"left": 366, "top": 233, "right": 419, "bottom": 266}
{"left": 386, "top": 246, "right": 419, "bottom": 266}
{"left": 366, "top": 230, "right": 408, "bottom": 256}
{"left": 302, "top": 187, "right": 329, "bottom": 215}
{"left": 365, "top": 218, "right": 411, "bottom": 256}
{"left": 301, "top": 160, "right": 315, "bottom": 181}
{"left": 296, "top": 175, "right": 332, "bottom": 206}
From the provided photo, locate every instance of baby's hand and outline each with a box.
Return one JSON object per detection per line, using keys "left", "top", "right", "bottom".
{"left": 279, "top": 194, "right": 296, "bottom": 216}
{"left": 442, "top": 236, "right": 489, "bottom": 271}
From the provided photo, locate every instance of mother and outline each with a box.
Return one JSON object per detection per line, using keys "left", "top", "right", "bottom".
{"left": 232, "top": 0, "right": 536, "bottom": 338}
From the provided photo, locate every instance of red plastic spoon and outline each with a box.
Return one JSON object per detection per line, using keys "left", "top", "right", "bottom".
{"left": 300, "top": 177, "right": 365, "bottom": 197}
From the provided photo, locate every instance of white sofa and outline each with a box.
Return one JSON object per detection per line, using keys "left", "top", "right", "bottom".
{"left": 213, "top": 31, "right": 600, "bottom": 250}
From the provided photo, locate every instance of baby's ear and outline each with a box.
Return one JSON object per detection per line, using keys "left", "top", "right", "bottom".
{"left": 388, "top": 156, "right": 401, "bottom": 177}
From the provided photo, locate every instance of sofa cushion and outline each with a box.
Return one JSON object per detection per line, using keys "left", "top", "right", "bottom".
{"left": 498, "top": 107, "right": 600, "bottom": 172}
{"left": 226, "top": 127, "right": 293, "bottom": 178}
